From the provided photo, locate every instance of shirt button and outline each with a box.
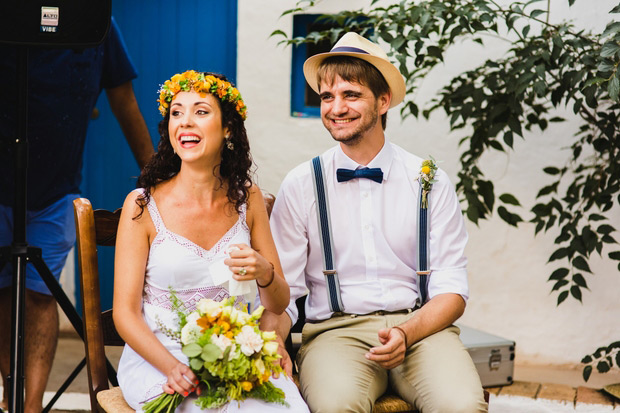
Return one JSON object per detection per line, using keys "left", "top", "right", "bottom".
{"left": 362, "top": 192, "right": 369, "bottom": 198}
{"left": 364, "top": 224, "right": 370, "bottom": 230}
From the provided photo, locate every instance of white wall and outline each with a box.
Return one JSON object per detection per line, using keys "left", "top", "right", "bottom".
{"left": 238, "top": 0, "right": 620, "bottom": 369}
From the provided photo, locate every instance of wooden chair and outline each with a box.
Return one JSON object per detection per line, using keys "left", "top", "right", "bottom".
{"left": 73, "top": 198, "right": 134, "bottom": 412}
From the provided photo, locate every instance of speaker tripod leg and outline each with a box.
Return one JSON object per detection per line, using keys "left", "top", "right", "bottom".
{"left": 7, "top": 244, "right": 28, "bottom": 413}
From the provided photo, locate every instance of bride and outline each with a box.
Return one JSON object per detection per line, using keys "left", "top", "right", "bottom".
{"left": 113, "top": 70, "right": 308, "bottom": 412}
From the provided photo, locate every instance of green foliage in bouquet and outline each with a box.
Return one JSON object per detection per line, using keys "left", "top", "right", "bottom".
{"left": 143, "top": 294, "right": 287, "bottom": 412}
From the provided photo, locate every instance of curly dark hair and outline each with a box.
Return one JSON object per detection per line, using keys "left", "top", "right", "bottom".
{"left": 134, "top": 72, "right": 252, "bottom": 218}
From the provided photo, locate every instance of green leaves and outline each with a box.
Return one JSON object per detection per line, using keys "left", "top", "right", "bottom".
{"left": 190, "top": 357, "right": 204, "bottom": 371}
{"left": 183, "top": 343, "right": 202, "bottom": 358}
{"left": 182, "top": 342, "right": 222, "bottom": 363}
{"left": 582, "top": 342, "right": 620, "bottom": 382}
{"left": 572, "top": 256, "right": 591, "bottom": 273}
{"left": 201, "top": 343, "right": 222, "bottom": 363}
{"left": 608, "top": 75, "right": 619, "bottom": 101}
{"left": 497, "top": 206, "right": 523, "bottom": 226}
{"left": 601, "top": 41, "right": 620, "bottom": 58}
{"left": 499, "top": 193, "right": 521, "bottom": 206}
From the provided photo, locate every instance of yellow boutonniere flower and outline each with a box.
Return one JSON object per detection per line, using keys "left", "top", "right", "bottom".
{"left": 419, "top": 157, "right": 438, "bottom": 209}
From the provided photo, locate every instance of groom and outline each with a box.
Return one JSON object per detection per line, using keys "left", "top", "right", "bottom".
{"left": 262, "top": 32, "right": 488, "bottom": 412}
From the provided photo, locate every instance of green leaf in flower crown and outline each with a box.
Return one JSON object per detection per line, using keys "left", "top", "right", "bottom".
{"left": 182, "top": 343, "right": 202, "bottom": 358}
{"left": 201, "top": 343, "right": 222, "bottom": 363}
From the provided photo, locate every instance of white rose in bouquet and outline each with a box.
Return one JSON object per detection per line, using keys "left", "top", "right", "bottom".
{"left": 236, "top": 325, "right": 264, "bottom": 356}
{"left": 197, "top": 298, "right": 222, "bottom": 317}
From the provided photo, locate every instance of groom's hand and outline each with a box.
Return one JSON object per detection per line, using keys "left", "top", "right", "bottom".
{"left": 275, "top": 335, "right": 294, "bottom": 377}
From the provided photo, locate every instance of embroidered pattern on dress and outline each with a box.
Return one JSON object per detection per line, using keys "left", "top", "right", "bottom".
{"left": 146, "top": 193, "right": 248, "bottom": 263}
{"left": 141, "top": 379, "right": 168, "bottom": 405}
{"left": 144, "top": 283, "right": 246, "bottom": 312}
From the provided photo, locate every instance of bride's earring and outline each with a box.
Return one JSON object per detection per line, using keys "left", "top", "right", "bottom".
{"left": 225, "top": 135, "right": 234, "bottom": 150}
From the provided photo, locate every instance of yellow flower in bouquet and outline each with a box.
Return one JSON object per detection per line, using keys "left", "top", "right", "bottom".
{"left": 143, "top": 294, "right": 287, "bottom": 412}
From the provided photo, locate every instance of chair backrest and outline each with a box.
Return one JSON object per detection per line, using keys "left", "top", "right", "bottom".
{"left": 263, "top": 191, "right": 275, "bottom": 217}
{"left": 73, "top": 197, "right": 123, "bottom": 411}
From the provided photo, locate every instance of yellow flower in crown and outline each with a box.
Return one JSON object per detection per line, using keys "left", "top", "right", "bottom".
{"left": 186, "top": 70, "right": 200, "bottom": 81}
{"left": 203, "top": 75, "right": 216, "bottom": 88}
{"left": 157, "top": 70, "right": 248, "bottom": 120}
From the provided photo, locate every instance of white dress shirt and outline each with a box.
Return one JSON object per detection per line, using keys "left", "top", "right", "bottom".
{"left": 270, "top": 141, "right": 469, "bottom": 324}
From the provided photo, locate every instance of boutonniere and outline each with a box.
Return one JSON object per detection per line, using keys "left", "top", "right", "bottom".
{"left": 418, "top": 157, "right": 438, "bottom": 208}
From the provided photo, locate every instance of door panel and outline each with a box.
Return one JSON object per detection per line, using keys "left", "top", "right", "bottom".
{"left": 78, "top": 0, "right": 238, "bottom": 311}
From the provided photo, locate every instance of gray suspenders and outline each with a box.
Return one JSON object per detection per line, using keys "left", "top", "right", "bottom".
{"left": 310, "top": 155, "right": 432, "bottom": 312}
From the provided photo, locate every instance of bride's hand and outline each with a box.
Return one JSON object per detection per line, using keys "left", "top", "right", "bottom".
{"left": 162, "top": 362, "right": 198, "bottom": 396}
{"left": 224, "top": 243, "right": 274, "bottom": 286}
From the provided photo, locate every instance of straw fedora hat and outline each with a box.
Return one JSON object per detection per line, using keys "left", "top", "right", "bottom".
{"left": 303, "top": 32, "right": 406, "bottom": 108}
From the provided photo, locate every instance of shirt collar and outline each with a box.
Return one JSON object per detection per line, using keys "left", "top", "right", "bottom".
{"left": 335, "top": 140, "right": 394, "bottom": 182}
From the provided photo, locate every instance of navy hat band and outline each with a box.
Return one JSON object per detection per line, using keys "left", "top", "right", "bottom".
{"left": 330, "top": 46, "right": 369, "bottom": 54}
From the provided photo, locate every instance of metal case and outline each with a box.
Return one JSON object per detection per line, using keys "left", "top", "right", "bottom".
{"left": 458, "top": 324, "right": 515, "bottom": 387}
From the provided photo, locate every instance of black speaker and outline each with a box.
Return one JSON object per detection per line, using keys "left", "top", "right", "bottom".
{"left": 0, "top": 0, "right": 111, "bottom": 47}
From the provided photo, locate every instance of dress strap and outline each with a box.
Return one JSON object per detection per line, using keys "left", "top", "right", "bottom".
{"left": 142, "top": 191, "right": 165, "bottom": 233}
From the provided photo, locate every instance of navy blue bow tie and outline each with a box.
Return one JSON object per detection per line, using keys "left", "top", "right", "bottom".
{"left": 336, "top": 167, "right": 383, "bottom": 183}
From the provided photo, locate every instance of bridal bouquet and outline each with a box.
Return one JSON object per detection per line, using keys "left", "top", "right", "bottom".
{"left": 143, "top": 295, "right": 287, "bottom": 412}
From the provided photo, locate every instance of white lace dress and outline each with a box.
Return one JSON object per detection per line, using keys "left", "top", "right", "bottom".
{"left": 117, "top": 190, "right": 308, "bottom": 412}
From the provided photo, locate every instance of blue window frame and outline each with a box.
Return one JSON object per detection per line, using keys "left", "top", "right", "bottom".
{"left": 291, "top": 14, "right": 335, "bottom": 118}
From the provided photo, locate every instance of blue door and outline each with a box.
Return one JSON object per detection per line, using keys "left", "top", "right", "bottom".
{"left": 78, "top": 0, "right": 238, "bottom": 311}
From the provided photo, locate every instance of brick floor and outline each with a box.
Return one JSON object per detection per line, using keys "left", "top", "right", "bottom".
{"left": 495, "top": 380, "right": 541, "bottom": 398}
{"left": 577, "top": 386, "right": 616, "bottom": 407}
{"left": 539, "top": 382, "right": 577, "bottom": 403}
{"left": 487, "top": 380, "right": 618, "bottom": 409}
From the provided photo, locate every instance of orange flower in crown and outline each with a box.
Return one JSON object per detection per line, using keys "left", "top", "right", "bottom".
{"left": 157, "top": 70, "right": 247, "bottom": 120}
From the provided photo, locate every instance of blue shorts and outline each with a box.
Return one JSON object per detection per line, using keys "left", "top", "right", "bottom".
{"left": 0, "top": 193, "right": 79, "bottom": 295}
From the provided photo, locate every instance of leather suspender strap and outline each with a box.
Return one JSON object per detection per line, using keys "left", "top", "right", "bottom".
{"left": 416, "top": 181, "right": 431, "bottom": 306}
{"left": 310, "top": 156, "right": 344, "bottom": 313}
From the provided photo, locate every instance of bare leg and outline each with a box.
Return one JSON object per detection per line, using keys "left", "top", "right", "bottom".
{"left": 0, "top": 287, "right": 59, "bottom": 413}
{"left": 24, "top": 290, "right": 58, "bottom": 413}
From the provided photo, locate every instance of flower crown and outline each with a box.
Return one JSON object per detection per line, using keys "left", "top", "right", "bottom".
{"left": 157, "top": 70, "right": 247, "bottom": 120}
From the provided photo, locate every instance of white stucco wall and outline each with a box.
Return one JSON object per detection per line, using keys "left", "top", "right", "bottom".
{"left": 238, "top": 0, "right": 620, "bottom": 369}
